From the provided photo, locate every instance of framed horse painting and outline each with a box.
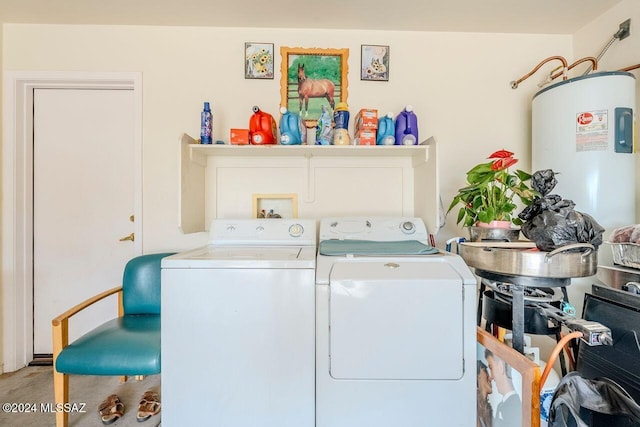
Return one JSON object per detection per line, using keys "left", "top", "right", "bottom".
{"left": 280, "top": 46, "right": 349, "bottom": 127}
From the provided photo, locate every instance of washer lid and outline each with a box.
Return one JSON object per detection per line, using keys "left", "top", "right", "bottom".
{"left": 161, "top": 245, "right": 316, "bottom": 269}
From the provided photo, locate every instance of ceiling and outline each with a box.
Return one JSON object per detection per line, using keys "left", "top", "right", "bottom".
{"left": 0, "top": 0, "right": 625, "bottom": 34}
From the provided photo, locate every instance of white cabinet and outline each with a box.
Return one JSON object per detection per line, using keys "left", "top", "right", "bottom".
{"left": 178, "top": 133, "right": 441, "bottom": 234}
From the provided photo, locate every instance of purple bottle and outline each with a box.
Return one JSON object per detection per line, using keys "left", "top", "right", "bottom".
{"left": 395, "top": 105, "right": 418, "bottom": 145}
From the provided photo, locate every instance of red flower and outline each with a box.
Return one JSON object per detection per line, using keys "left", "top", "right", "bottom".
{"left": 488, "top": 149, "right": 514, "bottom": 159}
{"left": 491, "top": 156, "right": 518, "bottom": 171}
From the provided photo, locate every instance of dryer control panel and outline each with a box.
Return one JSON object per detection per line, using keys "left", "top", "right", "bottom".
{"left": 319, "top": 217, "right": 429, "bottom": 241}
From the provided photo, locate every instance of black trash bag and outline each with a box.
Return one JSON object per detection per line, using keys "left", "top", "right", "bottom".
{"left": 549, "top": 371, "right": 640, "bottom": 427}
{"left": 518, "top": 169, "right": 605, "bottom": 252}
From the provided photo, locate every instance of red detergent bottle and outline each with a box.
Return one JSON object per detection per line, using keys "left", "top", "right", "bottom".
{"left": 249, "top": 106, "right": 277, "bottom": 144}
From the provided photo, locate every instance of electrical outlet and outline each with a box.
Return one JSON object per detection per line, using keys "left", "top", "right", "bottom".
{"left": 616, "top": 18, "right": 631, "bottom": 40}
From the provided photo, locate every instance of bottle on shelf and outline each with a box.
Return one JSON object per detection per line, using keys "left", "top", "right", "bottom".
{"left": 315, "top": 105, "right": 333, "bottom": 145}
{"left": 395, "top": 105, "right": 419, "bottom": 145}
{"left": 200, "top": 102, "right": 213, "bottom": 144}
{"left": 333, "top": 102, "right": 351, "bottom": 145}
{"left": 249, "top": 106, "right": 277, "bottom": 145}
{"left": 376, "top": 112, "right": 396, "bottom": 145}
{"left": 279, "top": 107, "right": 305, "bottom": 145}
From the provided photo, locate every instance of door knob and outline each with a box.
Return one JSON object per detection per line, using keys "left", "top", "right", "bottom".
{"left": 119, "top": 232, "right": 135, "bottom": 242}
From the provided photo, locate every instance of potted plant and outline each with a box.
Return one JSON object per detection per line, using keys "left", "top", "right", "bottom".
{"left": 447, "top": 149, "right": 536, "bottom": 239}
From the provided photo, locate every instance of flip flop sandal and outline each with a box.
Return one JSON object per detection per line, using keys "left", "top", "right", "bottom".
{"left": 136, "top": 390, "right": 161, "bottom": 423}
{"left": 98, "top": 394, "right": 125, "bottom": 425}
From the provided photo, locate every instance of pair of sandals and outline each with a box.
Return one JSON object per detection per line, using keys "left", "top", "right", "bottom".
{"left": 98, "top": 391, "right": 161, "bottom": 425}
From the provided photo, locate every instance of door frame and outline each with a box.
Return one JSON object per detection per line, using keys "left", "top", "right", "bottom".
{"left": 1, "top": 71, "right": 143, "bottom": 373}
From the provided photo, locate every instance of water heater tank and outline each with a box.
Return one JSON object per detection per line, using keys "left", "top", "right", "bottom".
{"left": 532, "top": 71, "right": 636, "bottom": 230}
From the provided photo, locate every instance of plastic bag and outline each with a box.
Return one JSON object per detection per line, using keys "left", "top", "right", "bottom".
{"left": 549, "top": 371, "right": 640, "bottom": 427}
{"left": 518, "top": 169, "right": 605, "bottom": 251}
{"left": 610, "top": 225, "right": 640, "bottom": 244}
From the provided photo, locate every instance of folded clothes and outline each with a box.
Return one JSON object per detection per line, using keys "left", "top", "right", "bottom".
{"left": 319, "top": 239, "right": 438, "bottom": 256}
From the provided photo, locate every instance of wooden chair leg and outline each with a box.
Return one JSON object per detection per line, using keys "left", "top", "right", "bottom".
{"left": 120, "top": 375, "right": 128, "bottom": 383}
{"left": 53, "top": 369, "right": 69, "bottom": 427}
{"left": 53, "top": 316, "right": 69, "bottom": 427}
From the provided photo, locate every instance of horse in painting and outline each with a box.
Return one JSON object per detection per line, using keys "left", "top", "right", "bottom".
{"left": 297, "top": 64, "right": 335, "bottom": 116}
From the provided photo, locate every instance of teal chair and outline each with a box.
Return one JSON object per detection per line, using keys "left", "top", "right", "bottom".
{"left": 52, "top": 252, "right": 175, "bottom": 427}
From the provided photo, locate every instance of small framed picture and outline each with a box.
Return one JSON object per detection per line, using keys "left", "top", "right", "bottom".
{"left": 252, "top": 193, "right": 298, "bottom": 218}
{"left": 361, "top": 45, "right": 389, "bottom": 81}
{"left": 477, "top": 328, "right": 541, "bottom": 427}
{"left": 245, "top": 42, "right": 274, "bottom": 79}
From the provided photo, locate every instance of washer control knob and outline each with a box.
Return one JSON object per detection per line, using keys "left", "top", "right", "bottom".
{"left": 289, "top": 223, "right": 304, "bottom": 237}
{"left": 400, "top": 221, "right": 416, "bottom": 234}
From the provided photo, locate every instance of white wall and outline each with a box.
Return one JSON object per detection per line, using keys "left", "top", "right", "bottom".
{"left": 2, "top": 24, "right": 572, "bottom": 252}
{"left": 0, "top": 23, "right": 4, "bottom": 372}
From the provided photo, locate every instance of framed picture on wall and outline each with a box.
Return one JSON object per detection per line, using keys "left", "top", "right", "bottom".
{"left": 361, "top": 45, "right": 389, "bottom": 81}
{"left": 280, "top": 46, "right": 349, "bottom": 127}
{"left": 245, "top": 42, "right": 274, "bottom": 79}
{"left": 477, "top": 328, "right": 541, "bottom": 427}
{"left": 252, "top": 193, "right": 298, "bottom": 218}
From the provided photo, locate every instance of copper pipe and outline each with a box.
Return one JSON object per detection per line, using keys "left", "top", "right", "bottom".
{"left": 620, "top": 64, "right": 640, "bottom": 72}
{"left": 511, "top": 56, "right": 568, "bottom": 89}
{"left": 550, "top": 56, "right": 598, "bottom": 81}
{"left": 540, "top": 331, "right": 583, "bottom": 386}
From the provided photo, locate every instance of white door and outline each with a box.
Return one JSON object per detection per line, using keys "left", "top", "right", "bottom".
{"left": 32, "top": 88, "right": 137, "bottom": 355}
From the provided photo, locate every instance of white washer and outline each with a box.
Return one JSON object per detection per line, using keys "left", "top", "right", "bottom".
{"left": 316, "top": 217, "right": 477, "bottom": 427}
{"left": 161, "top": 219, "right": 316, "bottom": 427}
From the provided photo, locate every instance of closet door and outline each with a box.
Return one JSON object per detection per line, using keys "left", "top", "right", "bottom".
{"left": 33, "top": 88, "right": 137, "bottom": 355}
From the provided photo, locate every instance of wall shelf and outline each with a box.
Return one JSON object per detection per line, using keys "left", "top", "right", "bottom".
{"left": 187, "top": 138, "right": 432, "bottom": 166}
{"left": 178, "top": 133, "right": 440, "bottom": 234}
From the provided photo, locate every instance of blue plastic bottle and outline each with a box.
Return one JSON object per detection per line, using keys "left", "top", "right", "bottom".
{"left": 200, "top": 102, "right": 212, "bottom": 144}
{"left": 376, "top": 112, "right": 396, "bottom": 145}
{"left": 279, "top": 107, "right": 304, "bottom": 145}
{"left": 315, "top": 105, "right": 334, "bottom": 145}
{"left": 395, "top": 105, "right": 418, "bottom": 145}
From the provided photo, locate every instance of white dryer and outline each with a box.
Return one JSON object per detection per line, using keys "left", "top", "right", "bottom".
{"left": 316, "top": 217, "right": 477, "bottom": 427}
{"left": 161, "top": 219, "right": 316, "bottom": 427}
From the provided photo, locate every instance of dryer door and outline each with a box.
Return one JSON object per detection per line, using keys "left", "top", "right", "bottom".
{"left": 329, "top": 259, "right": 464, "bottom": 380}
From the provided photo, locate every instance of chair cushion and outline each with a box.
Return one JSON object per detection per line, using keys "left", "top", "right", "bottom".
{"left": 55, "top": 315, "right": 160, "bottom": 376}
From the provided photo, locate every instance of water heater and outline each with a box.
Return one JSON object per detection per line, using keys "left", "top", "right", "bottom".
{"left": 532, "top": 71, "right": 636, "bottom": 230}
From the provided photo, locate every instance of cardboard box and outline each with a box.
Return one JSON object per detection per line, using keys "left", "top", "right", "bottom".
{"left": 230, "top": 128, "right": 249, "bottom": 145}
{"left": 355, "top": 130, "right": 377, "bottom": 146}
{"left": 355, "top": 108, "right": 378, "bottom": 134}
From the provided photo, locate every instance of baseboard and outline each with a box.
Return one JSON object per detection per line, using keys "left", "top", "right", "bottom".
{"left": 29, "top": 354, "right": 53, "bottom": 366}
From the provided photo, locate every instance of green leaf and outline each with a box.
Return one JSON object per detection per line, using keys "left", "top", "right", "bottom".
{"left": 515, "top": 169, "right": 532, "bottom": 181}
